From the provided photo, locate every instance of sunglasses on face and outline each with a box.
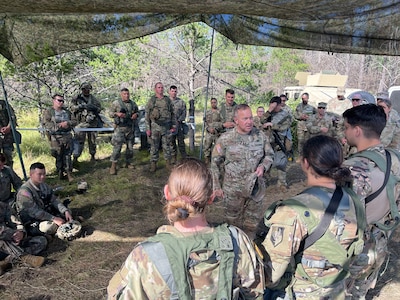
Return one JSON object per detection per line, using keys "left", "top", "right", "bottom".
{"left": 55, "top": 99, "right": 65, "bottom": 103}
{"left": 352, "top": 98, "right": 361, "bottom": 102}
{"left": 318, "top": 107, "right": 326, "bottom": 109}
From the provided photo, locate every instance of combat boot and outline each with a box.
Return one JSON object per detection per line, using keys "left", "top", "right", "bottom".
{"left": 72, "top": 156, "right": 79, "bottom": 166}
{"left": 110, "top": 162, "right": 117, "bottom": 175}
{"left": 150, "top": 161, "right": 157, "bottom": 172}
{"left": 90, "top": 154, "right": 96, "bottom": 162}
{"left": 125, "top": 161, "right": 135, "bottom": 169}
{"left": 66, "top": 172, "right": 74, "bottom": 183}
{"left": 58, "top": 170, "right": 64, "bottom": 180}
{"left": 20, "top": 254, "right": 45, "bottom": 268}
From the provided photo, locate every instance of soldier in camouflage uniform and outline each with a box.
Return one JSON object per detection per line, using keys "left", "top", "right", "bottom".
{"left": 377, "top": 98, "right": 400, "bottom": 151}
{"left": 294, "top": 92, "right": 317, "bottom": 158}
{"left": 256, "top": 135, "right": 364, "bottom": 300}
{"left": 145, "top": 82, "right": 177, "bottom": 172}
{"left": 261, "top": 96, "right": 293, "bottom": 191}
{"left": 169, "top": 85, "right": 187, "bottom": 163}
{"left": 0, "top": 99, "right": 17, "bottom": 168}
{"left": 109, "top": 88, "right": 139, "bottom": 175}
{"left": 15, "top": 162, "right": 73, "bottom": 238}
{"left": 0, "top": 200, "right": 47, "bottom": 272}
{"left": 0, "top": 153, "right": 22, "bottom": 204}
{"left": 107, "top": 158, "right": 264, "bottom": 299}
{"left": 306, "top": 102, "right": 334, "bottom": 138}
{"left": 42, "top": 94, "right": 77, "bottom": 182}
{"left": 69, "top": 82, "right": 102, "bottom": 163}
{"left": 253, "top": 106, "right": 265, "bottom": 130}
{"left": 280, "top": 94, "right": 294, "bottom": 160}
{"left": 342, "top": 104, "right": 400, "bottom": 298}
{"left": 220, "top": 88, "right": 237, "bottom": 132}
{"left": 203, "top": 97, "right": 223, "bottom": 165}
{"left": 211, "top": 104, "right": 274, "bottom": 235}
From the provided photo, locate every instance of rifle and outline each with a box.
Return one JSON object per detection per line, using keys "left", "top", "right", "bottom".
{"left": 272, "top": 130, "right": 287, "bottom": 154}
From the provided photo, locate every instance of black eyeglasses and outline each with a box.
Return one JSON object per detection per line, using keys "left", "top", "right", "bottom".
{"left": 352, "top": 98, "right": 361, "bottom": 101}
{"left": 318, "top": 107, "right": 326, "bottom": 109}
{"left": 55, "top": 99, "right": 64, "bottom": 103}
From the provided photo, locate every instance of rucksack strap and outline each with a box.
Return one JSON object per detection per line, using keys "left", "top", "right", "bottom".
{"left": 300, "top": 186, "right": 343, "bottom": 251}
{"left": 141, "top": 242, "right": 178, "bottom": 300}
{"left": 365, "top": 150, "right": 391, "bottom": 204}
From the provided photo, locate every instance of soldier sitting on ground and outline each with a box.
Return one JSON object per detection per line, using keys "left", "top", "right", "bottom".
{"left": 0, "top": 201, "right": 47, "bottom": 274}
{"left": 15, "top": 162, "right": 73, "bottom": 238}
{"left": 0, "top": 152, "right": 22, "bottom": 204}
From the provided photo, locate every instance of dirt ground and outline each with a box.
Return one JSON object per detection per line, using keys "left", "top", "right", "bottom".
{"left": 1, "top": 158, "right": 399, "bottom": 299}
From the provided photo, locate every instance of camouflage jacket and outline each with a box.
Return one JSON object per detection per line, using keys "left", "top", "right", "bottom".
{"left": 171, "top": 97, "right": 187, "bottom": 123}
{"left": 343, "top": 144, "right": 400, "bottom": 225}
{"left": 42, "top": 107, "right": 77, "bottom": 136}
{"left": 0, "top": 100, "right": 17, "bottom": 143}
{"left": 294, "top": 103, "right": 317, "bottom": 131}
{"left": 145, "top": 95, "right": 176, "bottom": 132}
{"left": 211, "top": 127, "right": 274, "bottom": 190}
{"left": 306, "top": 113, "right": 334, "bottom": 138}
{"left": 205, "top": 108, "right": 223, "bottom": 135}
{"left": 381, "top": 109, "right": 400, "bottom": 150}
{"left": 262, "top": 187, "right": 361, "bottom": 298}
{"left": 219, "top": 101, "right": 237, "bottom": 128}
{"left": 0, "top": 166, "right": 23, "bottom": 202}
{"left": 15, "top": 179, "right": 70, "bottom": 225}
{"left": 107, "top": 224, "right": 264, "bottom": 300}
{"left": 327, "top": 97, "right": 352, "bottom": 116}
{"left": 261, "top": 109, "right": 292, "bottom": 138}
{"left": 69, "top": 94, "right": 102, "bottom": 127}
{"left": 109, "top": 99, "right": 139, "bottom": 128}
{"left": 0, "top": 201, "right": 24, "bottom": 242}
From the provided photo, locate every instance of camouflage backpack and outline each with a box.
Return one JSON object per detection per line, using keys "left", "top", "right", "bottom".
{"left": 139, "top": 224, "right": 242, "bottom": 300}
{"left": 255, "top": 186, "right": 366, "bottom": 288}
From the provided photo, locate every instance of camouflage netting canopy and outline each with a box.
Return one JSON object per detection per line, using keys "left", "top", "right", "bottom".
{"left": 1, "top": 0, "right": 400, "bottom": 65}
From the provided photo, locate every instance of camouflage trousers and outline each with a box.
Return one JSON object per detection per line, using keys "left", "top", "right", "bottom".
{"left": 346, "top": 227, "right": 388, "bottom": 299}
{"left": 277, "top": 169, "right": 287, "bottom": 187}
{"left": 203, "top": 133, "right": 218, "bottom": 159}
{"left": 296, "top": 127, "right": 309, "bottom": 155}
{"left": 73, "top": 131, "right": 97, "bottom": 158}
{"left": 110, "top": 126, "right": 134, "bottom": 163}
{"left": 223, "top": 186, "right": 264, "bottom": 238}
{"left": 0, "top": 136, "right": 14, "bottom": 168}
{"left": 50, "top": 134, "right": 73, "bottom": 172}
{"left": 0, "top": 236, "right": 47, "bottom": 259}
{"left": 149, "top": 130, "right": 172, "bottom": 163}
{"left": 171, "top": 124, "right": 187, "bottom": 159}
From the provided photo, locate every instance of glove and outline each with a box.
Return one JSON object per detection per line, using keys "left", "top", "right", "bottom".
{"left": 86, "top": 103, "right": 98, "bottom": 112}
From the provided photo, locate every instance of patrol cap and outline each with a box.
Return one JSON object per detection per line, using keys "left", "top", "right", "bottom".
{"left": 245, "top": 173, "right": 266, "bottom": 203}
{"left": 317, "top": 102, "right": 327, "bottom": 108}
{"left": 336, "top": 87, "right": 345, "bottom": 96}
{"left": 80, "top": 82, "right": 92, "bottom": 90}
{"left": 376, "top": 91, "right": 389, "bottom": 101}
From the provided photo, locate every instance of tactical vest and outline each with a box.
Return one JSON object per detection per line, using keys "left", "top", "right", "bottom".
{"left": 148, "top": 95, "right": 174, "bottom": 125}
{"left": 139, "top": 224, "right": 239, "bottom": 300}
{"left": 47, "top": 108, "right": 72, "bottom": 134}
{"left": 116, "top": 99, "right": 136, "bottom": 126}
{"left": 259, "top": 187, "right": 365, "bottom": 288}
{"left": 351, "top": 149, "right": 400, "bottom": 234}
{"left": 0, "top": 100, "right": 10, "bottom": 127}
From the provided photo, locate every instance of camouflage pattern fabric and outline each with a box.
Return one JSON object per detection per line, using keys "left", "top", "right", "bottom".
{"left": 0, "top": 100, "right": 17, "bottom": 167}
{"left": 107, "top": 224, "right": 264, "bottom": 300}
{"left": 306, "top": 113, "right": 334, "bottom": 138}
{"left": 261, "top": 187, "right": 360, "bottom": 300}
{"left": 294, "top": 103, "right": 317, "bottom": 154}
{"left": 219, "top": 101, "right": 237, "bottom": 132}
{"left": 145, "top": 95, "right": 176, "bottom": 162}
{"left": 381, "top": 109, "right": 400, "bottom": 150}
{"left": 261, "top": 109, "right": 292, "bottom": 187}
{"left": 42, "top": 107, "right": 76, "bottom": 173}
{"left": 327, "top": 96, "right": 352, "bottom": 116}
{"left": 69, "top": 94, "right": 102, "bottom": 157}
{"left": 0, "top": 202, "right": 47, "bottom": 258}
{"left": 0, "top": 166, "right": 22, "bottom": 203}
{"left": 170, "top": 97, "right": 187, "bottom": 158}
{"left": 343, "top": 145, "right": 400, "bottom": 298}
{"left": 211, "top": 127, "right": 274, "bottom": 233}
{"left": 15, "top": 179, "right": 71, "bottom": 236}
{"left": 109, "top": 99, "right": 138, "bottom": 164}
{"left": 204, "top": 108, "right": 223, "bottom": 159}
